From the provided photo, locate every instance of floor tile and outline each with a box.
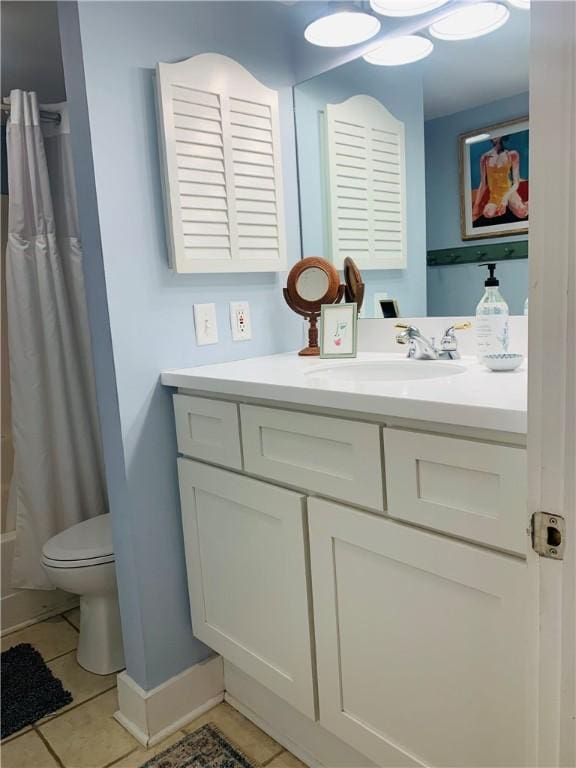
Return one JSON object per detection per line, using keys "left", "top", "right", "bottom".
{"left": 1, "top": 615, "right": 78, "bottom": 661}
{"left": 267, "top": 750, "right": 308, "bottom": 768}
{"left": 64, "top": 607, "right": 81, "bottom": 630}
{"left": 107, "top": 730, "right": 188, "bottom": 768}
{"left": 39, "top": 650, "right": 117, "bottom": 720}
{"left": 1, "top": 730, "right": 60, "bottom": 768}
{"left": 39, "top": 688, "right": 138, "bottom": 768}
{"left": 184, "top": 702, "right": 283, "bottom": 765}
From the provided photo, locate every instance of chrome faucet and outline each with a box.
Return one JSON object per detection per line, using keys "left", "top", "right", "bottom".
{"left": 395, "top": 324, "right": 438, "bottom": 359}
{"left": 395, "top": 322, "right": 471, "bottom": 360}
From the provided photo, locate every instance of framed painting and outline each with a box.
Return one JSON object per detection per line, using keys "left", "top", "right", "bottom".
{"left": 460, "top": 117, "right": 529, "bottom": 240}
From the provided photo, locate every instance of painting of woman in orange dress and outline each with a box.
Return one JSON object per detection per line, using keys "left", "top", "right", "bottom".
{"left": 460, "top": 118, "right": 529, "bottom": 240}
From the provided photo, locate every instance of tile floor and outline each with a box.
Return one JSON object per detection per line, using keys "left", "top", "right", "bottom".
{"left": 1, "top": 612, "right": 306, "bottom": 768}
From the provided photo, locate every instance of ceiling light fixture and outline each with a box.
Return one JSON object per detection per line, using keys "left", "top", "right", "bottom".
{"left": 304, "top": 12, "right": 381, "bottom": 48}
{"left": 507, "top": 0, "right": 530, "bottom": 9}
{"left": 429, "top": 2, "right": 510, "bottom": 41}
{"left": 370, "top": 0, "right": 449, "bottom": 17}
{"left": 364, "top": 35, "right": 434, "bottom": 66}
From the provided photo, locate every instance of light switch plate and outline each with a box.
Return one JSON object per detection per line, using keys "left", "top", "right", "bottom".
{"left": 230, "top": 301, "right": 252, "bottom": 341}
{"left": 194, "top": 303, "right": 218, "bottom": 345}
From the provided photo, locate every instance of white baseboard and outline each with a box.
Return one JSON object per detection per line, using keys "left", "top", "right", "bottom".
{"left": 223, "top": 662, "right": 375, "bottom": 768}
{"left": 115, "top": 655, "right": 224, "bottom": 747}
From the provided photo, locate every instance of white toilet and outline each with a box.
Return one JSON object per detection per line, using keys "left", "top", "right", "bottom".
{"left": 42, "top": 513, "right": 125, "bottom": 675}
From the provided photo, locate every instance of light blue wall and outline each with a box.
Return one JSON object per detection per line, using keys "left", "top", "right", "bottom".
{"left": 425, "top": 92, "right": 529, "bottom": 316}
{"left": 427, "top": 260, "right": 528, "bottom": 316}
{"left": 294, "top": 59, "right": 427, "bottom": 317}
{"left": 58, "top": 1, "right": 304, "bottom": 691}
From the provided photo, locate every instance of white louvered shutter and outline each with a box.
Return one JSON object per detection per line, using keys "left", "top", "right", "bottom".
{"left": 325, "top": 95, "right": 406, "bottom": 270}
{"left": 156, "top": 54, "right": 287, "bottom": 273}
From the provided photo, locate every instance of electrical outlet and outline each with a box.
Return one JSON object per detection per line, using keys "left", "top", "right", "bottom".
{"left": 194, "top": 303, "right": 218, "bottom": 345}
{"left": 230, "top": 301, "right": 252, "bottom": 341}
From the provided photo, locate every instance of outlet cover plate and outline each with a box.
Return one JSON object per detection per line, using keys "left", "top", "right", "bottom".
{"left": 194, "top": 303, "right": 218, "bottom": 345}
{"left": 230, "top": 301, "right": 252, "bottom": 341}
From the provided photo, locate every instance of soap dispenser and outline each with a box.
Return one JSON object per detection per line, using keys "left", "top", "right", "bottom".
{"left": 475, "top": 262, "right": 509, "bottom": 358}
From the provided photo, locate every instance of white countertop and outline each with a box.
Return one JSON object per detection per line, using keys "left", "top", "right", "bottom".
{"left": 161, "top": 351, "right": 527, "bottom": 435}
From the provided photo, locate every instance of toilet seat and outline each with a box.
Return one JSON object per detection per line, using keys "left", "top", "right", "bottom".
{"left": 42, "top": 514, "right": 114, "bottom": 569}
{"left": 42, "top": 552, "right": 115, "bottom": 569}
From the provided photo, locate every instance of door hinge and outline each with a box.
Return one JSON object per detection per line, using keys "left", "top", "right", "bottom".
{"left": 531, "top": 512, "right": 566, "bottom": 560}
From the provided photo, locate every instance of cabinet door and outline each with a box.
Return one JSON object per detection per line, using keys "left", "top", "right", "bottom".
{"left": 156, "top": 53, "right": 287, "bottom": 273}
{"left": 309, "top": 498, "right": 535, "bottom": 767}
{"left": 178, "top": 459, "right": 315, "bottom": 719}
{"left": 325, "top": 95, "right": 406, "bottom": 270}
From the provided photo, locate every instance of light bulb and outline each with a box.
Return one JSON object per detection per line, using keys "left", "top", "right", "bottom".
{"left": 429, "top": 2, "right": 510, "bottom": 41}
{"left": 364, "top": 35, "right": 434, "bottom": 66}
{"left": 370, "top": 0, "right": 449, "bottom": 17}
{"left": 304, "top": 12, "right": 381, "bottom": 48}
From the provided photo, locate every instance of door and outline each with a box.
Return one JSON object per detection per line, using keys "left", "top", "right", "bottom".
{"left": 178, "top": 459, "right": 316, "bottom": 719}
{"left": 309, "top": 497, "right": 535, "bottom": 768}
{"left": 528, "top": 4, "right": 576, "bottom": 765}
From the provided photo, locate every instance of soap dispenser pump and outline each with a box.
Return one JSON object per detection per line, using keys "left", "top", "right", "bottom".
{"left": 475, "top": 262, "right": 509, "bottom": 358}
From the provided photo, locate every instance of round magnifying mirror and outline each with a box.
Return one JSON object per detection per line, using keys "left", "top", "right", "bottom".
{"left": 283, "top": 257, "right": 344, "bottom": 356}
{"left": 296, "top": 267, "right": 330, "bottom": 302}
{"left": 343, "top": 257, "right": 365, "bottom": 313}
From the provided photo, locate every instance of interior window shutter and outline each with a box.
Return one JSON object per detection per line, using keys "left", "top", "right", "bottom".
{"left": 325, "top": 95, "right": 406, "bottom": 270}
{"left": 156, "top": 53, "right": 287, "bottom": 273}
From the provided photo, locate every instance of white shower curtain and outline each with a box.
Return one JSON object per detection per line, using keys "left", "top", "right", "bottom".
{"left": 6, "top": 90, "right": 107, "bottom": 589}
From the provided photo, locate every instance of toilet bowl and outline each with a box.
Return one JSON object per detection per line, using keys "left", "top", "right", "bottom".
{"left": 42, "top": 514, "right": 125, "bottom": 675}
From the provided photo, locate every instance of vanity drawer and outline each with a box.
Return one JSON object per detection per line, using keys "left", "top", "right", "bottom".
{"left": 173, "top": 394, "right": 242, "bottom": 470}
{"left": 383, "top": 428, "right": 527, "bottom": 554}
{"left": 240, "top": 405, "right": 384, "bottom": 511}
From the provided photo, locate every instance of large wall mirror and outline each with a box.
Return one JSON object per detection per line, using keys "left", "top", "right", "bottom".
{"left": 294, "top": 5, "right": 529, "bottom": 318}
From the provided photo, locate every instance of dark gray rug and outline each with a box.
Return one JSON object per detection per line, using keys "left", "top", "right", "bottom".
{"left": 1, "top": 642, "right": 73, "bottom": 738}
{"left": 141, "top": 723, "right": 259, "bottom": 768}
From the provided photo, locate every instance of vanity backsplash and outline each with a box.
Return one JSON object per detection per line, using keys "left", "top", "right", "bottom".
{"left": 357, "top": 315, "right": 528, "bottom": 356}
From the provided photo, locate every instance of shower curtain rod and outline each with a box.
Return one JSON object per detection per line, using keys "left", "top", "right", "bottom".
{"left": 0, "top": 103, "right": 61, "bottom": 124}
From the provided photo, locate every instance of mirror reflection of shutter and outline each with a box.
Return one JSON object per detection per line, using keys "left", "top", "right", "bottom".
{"left": 326, "top": 95, "right": 406, "bottom": 270}
{"left": 156, "top": 53, "right": 286, "bottom": 273}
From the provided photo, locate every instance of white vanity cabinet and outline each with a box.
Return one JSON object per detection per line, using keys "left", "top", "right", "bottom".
{"left": 172, "top": 392, "right": 532, "bottom": 767}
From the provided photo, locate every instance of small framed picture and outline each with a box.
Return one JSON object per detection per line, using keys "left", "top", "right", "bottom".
{"left": 320, "top": 303, "right": 357, "bottom": 359}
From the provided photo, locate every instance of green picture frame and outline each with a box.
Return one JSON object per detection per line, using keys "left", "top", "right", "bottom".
{"left": 319, "top": 303, "right": 358, "bottom": 359}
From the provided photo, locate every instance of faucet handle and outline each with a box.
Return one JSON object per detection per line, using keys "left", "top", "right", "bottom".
{"left": 442, "top": 321, "right": 471, "bottom": 340}
{"left": 395, "top": 323, "right": 417, "bottom": 346}
{"left": 440, "top": 321, "right": 471, "bottom": 356}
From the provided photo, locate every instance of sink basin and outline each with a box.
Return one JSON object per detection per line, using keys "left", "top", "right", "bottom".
{"left": 306, "top": 360, "right": 466, "bottom": 384}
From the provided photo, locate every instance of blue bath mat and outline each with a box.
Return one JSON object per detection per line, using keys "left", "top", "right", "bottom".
{"left": 1, "top": 643, "right": 73, "bottom": 738}
{"left": 141, "top": 723, "right": 258, "bottom": 768}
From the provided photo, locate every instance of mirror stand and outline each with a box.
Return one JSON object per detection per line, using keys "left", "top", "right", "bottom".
{"left": 282, "top": 293, "right": 324, "bottom": 356}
